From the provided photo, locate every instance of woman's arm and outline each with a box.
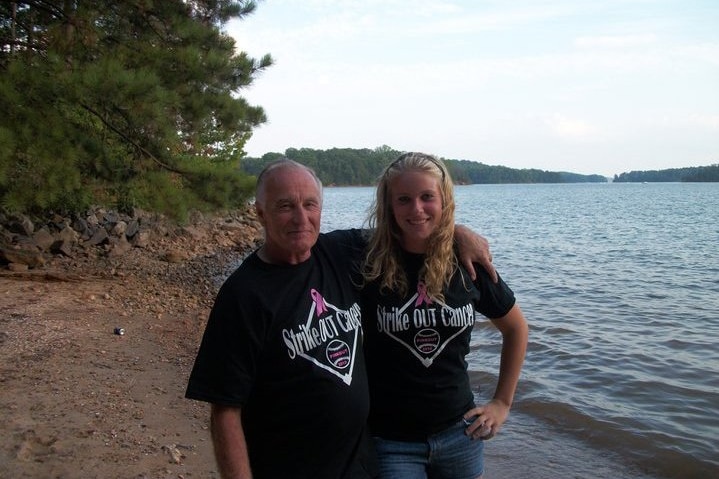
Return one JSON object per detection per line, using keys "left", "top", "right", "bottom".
{"left": 464, "top": 304, "right": 528, "bottom": 439}
{"left": 491, "top": 304, "right": 529, "bottom": 407}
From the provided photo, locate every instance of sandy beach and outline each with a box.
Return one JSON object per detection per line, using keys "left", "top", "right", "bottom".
{"left": 0, "top": 264, "right": 227, "bottom": 478}
{"left": 0, "top": 210, "right": 265, "bottom": 479}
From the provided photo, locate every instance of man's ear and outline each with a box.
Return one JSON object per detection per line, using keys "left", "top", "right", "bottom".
{"left": 255, "top": 203, "right": 266, "bottom": 226}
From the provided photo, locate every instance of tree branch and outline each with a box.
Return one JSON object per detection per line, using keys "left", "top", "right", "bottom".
{"left": 80, "top": 102, "right": 189, "bottom": 175}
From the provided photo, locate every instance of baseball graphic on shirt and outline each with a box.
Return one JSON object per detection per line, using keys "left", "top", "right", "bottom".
{"left": 326, "top": 339, "right": 351, "bottom": 369}
{"left": 414, "top": 329, "right": 440, "bottom": 354}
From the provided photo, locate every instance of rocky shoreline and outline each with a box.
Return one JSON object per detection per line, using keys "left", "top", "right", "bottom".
{"left": 1, "top": 206, "right": 264, "bottom": 315}
{"left": 1, "top": 206, "right": 263, "bottom": 269}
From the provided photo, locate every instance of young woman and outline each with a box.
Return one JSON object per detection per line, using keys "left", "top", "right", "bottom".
{"left": 361, "top": 153, "right": 529, "bottom": 478}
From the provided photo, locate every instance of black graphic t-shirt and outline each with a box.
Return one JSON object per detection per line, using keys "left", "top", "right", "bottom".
{"left": 186, "top": 230, "right": 375, "bottom": 479}
{"left": 362, "top": 250, "right": 515, "bottom": 441}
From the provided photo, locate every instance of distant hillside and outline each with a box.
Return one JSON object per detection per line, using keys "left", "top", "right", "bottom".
{"left": 445, "top": 159, "right": 606, "bottom": 184}
{"left": 241, "top": 146, "right": 607, "bottom": 185}
{"left": 613, "top": 164, "right": 719, "bottom": 182}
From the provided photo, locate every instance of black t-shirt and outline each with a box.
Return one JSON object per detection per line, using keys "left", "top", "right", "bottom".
{"left": 186, "top": 230, "right": 376, "bottom": 479}
{"left": 362, "top": 250, "right": 516, "bottom": 441}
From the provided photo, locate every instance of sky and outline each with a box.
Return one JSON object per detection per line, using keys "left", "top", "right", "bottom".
{"left": 226, "top": 0, "right": 719, "bottom": 177}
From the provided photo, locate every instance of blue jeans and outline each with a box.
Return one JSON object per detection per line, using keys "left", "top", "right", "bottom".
{"left": 373, "top": 421, "right": 485, "bottom": 479}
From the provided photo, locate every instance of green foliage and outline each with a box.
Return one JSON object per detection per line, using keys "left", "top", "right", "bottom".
{"left": 0, "top": 0, "right": 268, "bottom": 218}
{"left": 682, "top": 164, "right": 719, "bottom": 182}
{"left": 613, "top": 164, "right": 719, "bottom": 182}
{"left": 240, "top": 146, "right": 607, "bottom": 185}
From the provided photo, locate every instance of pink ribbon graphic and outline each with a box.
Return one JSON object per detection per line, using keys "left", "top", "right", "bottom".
{"left": 415, "top": 281, "right": 433, "bottom": 306}
{"left": 311, "top": 288, "right": 328, "bottom": 316}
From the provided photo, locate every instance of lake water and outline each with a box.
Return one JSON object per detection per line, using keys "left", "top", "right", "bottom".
{"left": 320, "top": 182, "right": 719, "bottom": 479}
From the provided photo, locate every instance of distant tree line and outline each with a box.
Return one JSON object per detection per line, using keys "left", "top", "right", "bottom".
{"left": 241, "top": 146, "right": 398, "bottom": 185}
{"left": 613, "top": 164, "right": 719, "bottom": 182}
{"left": 241, "top": 147, "right": 608, "bottom": 186}
{"left": 446, "top": 160, "right": 606, "bottom": 184}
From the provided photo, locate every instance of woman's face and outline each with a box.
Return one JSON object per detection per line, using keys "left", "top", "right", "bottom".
{"left": 388, "top": 169, "right": 443, "bottom": 253}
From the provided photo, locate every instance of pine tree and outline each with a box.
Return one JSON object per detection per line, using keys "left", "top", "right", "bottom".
{"left": 0, "top": 0, "right": 271, "bottom": 219}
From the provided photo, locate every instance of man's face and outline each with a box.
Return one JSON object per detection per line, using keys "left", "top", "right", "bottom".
{"left": 255, "top": 166, "right": 322, "bottom": 264}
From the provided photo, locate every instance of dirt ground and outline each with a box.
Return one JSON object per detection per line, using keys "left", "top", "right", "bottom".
{"left": 0, "top": 220, "right": 260, "bottom": 479}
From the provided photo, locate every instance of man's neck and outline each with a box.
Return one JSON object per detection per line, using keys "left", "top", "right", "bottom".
{"left": 257, "top": 245, "right": 311, "bottom": 265}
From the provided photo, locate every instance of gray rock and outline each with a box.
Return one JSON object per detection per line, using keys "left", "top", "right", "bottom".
{"left": 50, "top": 239, "right": 75, "bottom": 257}
{"left": 125, "top": 219, "right": 139, "bottom": 238}
{"left": 85, "top": 228, "right": 109, "bottom": 246}
{"left": 58, "top": 225, "right": 79, "bottom": 244}
{"left": 32, "top": 228, "right": 56, "bottom": 252}
{"left": 111, "top": 221, "right": 127, "bottom": 237}
{"left": 0, "top": 246, "right": 46, "bottom": 268}
{"left": 8, "top": 216, "right": 33, "bottom": 236}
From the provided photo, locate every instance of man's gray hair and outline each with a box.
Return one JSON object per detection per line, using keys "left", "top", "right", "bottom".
{"left": 255, "top": 158, "right": 323, "bottom": 204}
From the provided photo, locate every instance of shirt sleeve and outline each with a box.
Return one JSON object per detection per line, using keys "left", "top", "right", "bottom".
{"left": 472, "top": 266, "right": 516, "bottom": 319}
{"left": 185, "top": 275, "right": 267, "bottom": 406}
{"left": 323, "top": 229, "right": 369, "bottom": 285}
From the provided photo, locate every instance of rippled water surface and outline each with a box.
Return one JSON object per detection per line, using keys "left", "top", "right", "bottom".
{"left": 321, "top": 182, "right": 719, "bottom": 478}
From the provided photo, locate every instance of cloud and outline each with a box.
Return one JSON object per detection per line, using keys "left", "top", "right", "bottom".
{"left": 575, "top": 34, "right": 658, "bottom": 48}
{"left": 545, "top": 114, "right": 600, "bottom": 141}
{"left": 231, "top": 0, "right": 719, "bottom": 176}
{"left": 650, "top": 114, "right": 719, "bottom": 131}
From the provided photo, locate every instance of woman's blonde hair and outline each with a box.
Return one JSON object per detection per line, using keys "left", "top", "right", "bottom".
{"left": 363, "top": 152, "right": 457, "bottom": 301}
